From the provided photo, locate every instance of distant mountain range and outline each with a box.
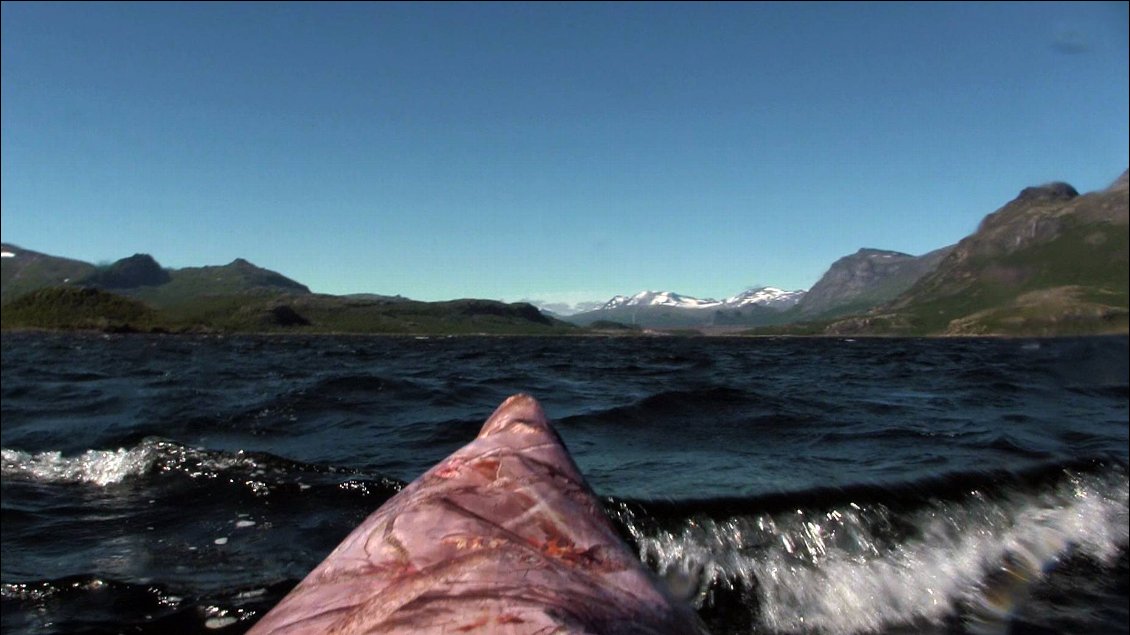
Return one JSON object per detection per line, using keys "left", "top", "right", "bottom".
{"left": 557, "top": 169, "right": 1128, "bottom": 335}
{"left": 600, "top": 287, "right": 806, "bottom": 311}
{"left": 0, "top": 247, "right": 570, "bottom": 334}
{"left": 2, "top": 169, "right": 1126, "bottom": 336}
{"left": 564, "top": 288, "right": 806, "bottom": 328}
{"left": 561, "top": 258, "right": 948, "bottom": 329}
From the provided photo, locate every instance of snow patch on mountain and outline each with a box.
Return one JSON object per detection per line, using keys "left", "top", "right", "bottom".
{"left": 602, "top": 291, "right": 723, "bottom": 310}
{"left": 600, "top": 287, "right": 806, "bottom": 311}
{"left": 724, "top": 287, "right": 806, "bottom": 309}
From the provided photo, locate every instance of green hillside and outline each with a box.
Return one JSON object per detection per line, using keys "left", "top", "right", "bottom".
{"left": 1, "top": 287, "right": 159, "bottom": 332}
{"left": 131, "top": 258, "right": 311, "bottom": 307}
{"left": 0, "top": 285, "right": 576, "bottom": 335}
{"left": 823, "top": 175, "right": 1129, "bottom": 336}
{"left": 0, "top": 244, "right": 97, "bottom": 303}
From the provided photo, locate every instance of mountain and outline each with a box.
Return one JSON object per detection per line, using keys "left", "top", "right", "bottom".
{"left": 725, "top": 287, "right": 806, "bottom": 310}
{"left": 0, "top": 247, "right": 573, "bottom": 335}
{"left": 566, "top": 287, "right": 805, "bottom": 328}
{"left": 0, "top": 244, "right": 98, "bottom": 303}
{"left": 0, "top": 246, "right": 309, "bottom": 306}
{"left": 130, "top": 257, "right": 312, "bottom": 308}
{"left": 790, "top": 247, "right": 953, "bottom": 320}
{"left": 825, "top": 171, "right": 1129, "bottom": 335}
{"left": 81, "top": 253, "right": 171, "bottom": 289}
{"left": 601, "top": 290, "right": 724, "bottom": 310}
{"left": 600, "top": 287, "right": 805, "bottom": 311}
{"left": 6, "top": 169, "right": 1125, "bottom": 336}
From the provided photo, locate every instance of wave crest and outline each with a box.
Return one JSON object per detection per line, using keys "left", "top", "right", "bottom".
{"left": 1, "top": 441, "right": 167, "bottom": 486}
{"left": 622, "top": 466, "right": 1129, "bottom": 634}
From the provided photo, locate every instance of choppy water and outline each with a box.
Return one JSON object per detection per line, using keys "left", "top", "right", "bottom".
{"left": 1, "top": 333, "right": 1127, "bottom": 634}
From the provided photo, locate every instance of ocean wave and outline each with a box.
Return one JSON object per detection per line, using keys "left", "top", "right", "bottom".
{"left": 0, "top": 440, "right": 403, "bottom": 497}
{"left": 618, "top": 464, "right": 1129, "bottom": 634}
{"left": 558, "top": 385, "right": 772, "bottom": 429}
{"left": 1, "top": 441, "right": 167, "bottom": 487}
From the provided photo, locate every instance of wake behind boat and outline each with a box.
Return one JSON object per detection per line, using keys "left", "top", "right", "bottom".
{"left": 248, "top": 394, "right": 706, "bottom": 634}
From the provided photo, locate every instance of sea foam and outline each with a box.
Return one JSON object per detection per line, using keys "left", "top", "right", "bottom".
{"left": 630, "top": 467, "right": 1129, "bottom": 634}
{"left": 0, "top": 439, "right": 277, "bottom": 487}
{"left": 1, "top": 443, "right": 164, "bottom": 487}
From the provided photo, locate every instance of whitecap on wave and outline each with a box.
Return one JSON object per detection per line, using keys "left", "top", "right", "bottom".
{"left": 629, "top": 467, "right": 1129, "bottom": 634}
{"left": 0, "top": 442, "right": 167, "bottom": 486}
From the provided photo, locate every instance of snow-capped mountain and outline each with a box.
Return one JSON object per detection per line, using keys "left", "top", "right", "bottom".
{"left": 601, "top": 287, "right": 805, "bottom": 311}
{"left": 723, "top": 287, "right": 806, "bottom": 309}
{"left": 601, "top": 291, "right": 723, "bottom": 310}
{"left": 565, "top": 286, "right": 808, "bottom": 329}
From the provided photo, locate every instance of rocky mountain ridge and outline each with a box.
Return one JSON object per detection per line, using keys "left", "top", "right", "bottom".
{"left": 791, "top": 246, "right": 954, "bottom": 320}
{"left": 822, "top": 170, "right": 1129, "bottom": 336}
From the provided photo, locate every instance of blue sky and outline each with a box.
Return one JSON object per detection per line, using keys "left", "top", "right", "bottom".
{"left": 2, "top": 2, "right": 1127, "bottom": 307}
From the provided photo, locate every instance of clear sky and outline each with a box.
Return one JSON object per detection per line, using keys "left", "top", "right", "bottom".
{"left": 2, "top": 2, "right": 1127, "bottom": 308}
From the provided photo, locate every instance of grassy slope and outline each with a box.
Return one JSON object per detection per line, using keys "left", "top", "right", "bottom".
{"left": 0, "top": 250, "right": 97, "bottom": 303}
{"left": 901, "top": 220, "right": 1128, "bottom": 335}
{"left": 814, "top": 219, "right": 1129, "bottom": 336}
{"left": 129, "top": 261, "right": 310, "bottom": 308}
{"left": 1, "top": 287, "right": 159, "bottom": 331}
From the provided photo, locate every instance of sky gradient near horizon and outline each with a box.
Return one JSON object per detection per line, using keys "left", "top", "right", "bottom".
{"left": 3, "top": 2, "right": 1128, "bottom": 309}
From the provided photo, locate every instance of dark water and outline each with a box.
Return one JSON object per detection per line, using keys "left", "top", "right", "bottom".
{"left": 1, "top": 333, "right": 1127, "bottom": 635}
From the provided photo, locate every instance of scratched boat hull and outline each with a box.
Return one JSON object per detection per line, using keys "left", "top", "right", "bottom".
{"left": 248, "top": 394, "right": 706, "bottom": 634}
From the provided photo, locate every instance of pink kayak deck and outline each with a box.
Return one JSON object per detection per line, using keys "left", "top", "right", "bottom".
{"left": 248, "top": 394, "right": 705, "bottom": 634}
